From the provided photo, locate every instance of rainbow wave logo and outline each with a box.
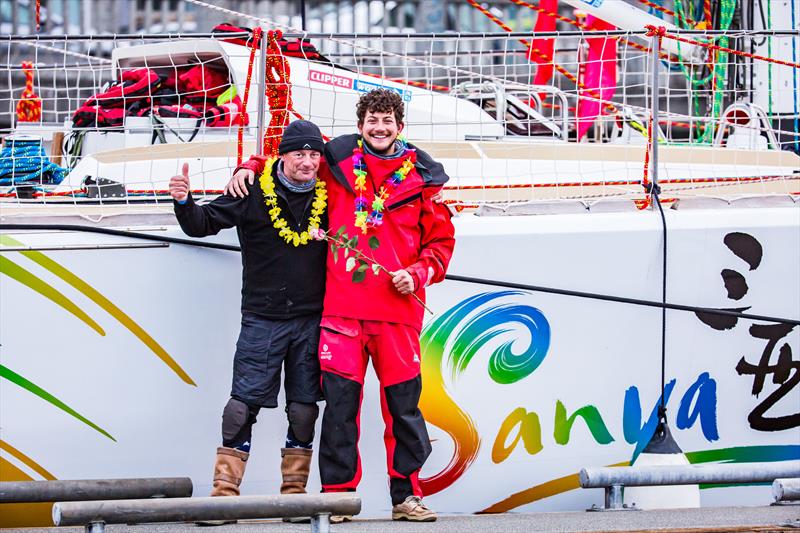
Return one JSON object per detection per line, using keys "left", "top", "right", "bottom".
{"left": 419, "top": 291, "right": 551, "bottom": 494}
{"left": 418, "top": 291, "right": 800, "bottom": 512}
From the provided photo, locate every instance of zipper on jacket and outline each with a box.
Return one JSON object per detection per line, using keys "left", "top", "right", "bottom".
{"left": 386, "top": 192, "right": 422, "bottom": 211}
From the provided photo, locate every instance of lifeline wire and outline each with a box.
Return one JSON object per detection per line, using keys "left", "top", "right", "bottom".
{"left": 1, "top": 224, "right": 798, "bottom": 327}
{"left": 654, "top": 187, "right": 669, "bottom": 416}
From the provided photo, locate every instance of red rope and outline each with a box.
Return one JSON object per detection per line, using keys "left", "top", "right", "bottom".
{"left": 263, "top": 29, "right": 292, "bottom": 157}
{"left": 703, "top": 0, "right": 713, "bottom": 26}
{"left": 237, "top": 27, "right": 262, "bottom": 165}
{"left": 2, "top": 175, "right": 792, "bottom": 200}
{"left": 361, "top": 71, "right": 450, "bottom": 92}
{"left": 511, "top": 0, "right": 581, "bottom": 31}
{"left": 646, "top": 25, "right": 800, "bottom": 69}
{"left": 286, "top": 109, "right": 331, "bottom": 141}
{"left": 641, "top": 119, "right": 657, "bottom": 193}
{"left": 635, "top": 0, "right": 682, "bottom": 23}
{"left": 633, "top": 0, "right": 702, "bottom": 27}
{"left": 466, "top": 0, "right": 620, "bottom": 116}
{"left": 443, "top": 175, "right": 787, "bottom": 191}
{"left": 36, "top": 0, "right": 41, "bottom": 31}
{"left": 541, "top": 101, "right": 577, "bottom": 111}
{"left": 659, "top": 120, "right": 705, "bottom": 129}
{"left": 635, "top": 196, "right": 676, "bottom": 209}
{"left": 640, "top": 27, "right": 665, "bottom": 209}
{"left": 466, "top": 0, "right": 528, "bottom": 47}
{"left": 467, "top": 1, "right": 677, "bottom": 121}
{"left": 16, "top": 61, "right": 41, "bottom": 122}
{"left": 510, "top": 0, "right": 673, "bottom": 59}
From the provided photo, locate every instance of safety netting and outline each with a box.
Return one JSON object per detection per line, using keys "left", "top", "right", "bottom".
{"left": 1, "top": 0, "right": 798, "bottom": 216}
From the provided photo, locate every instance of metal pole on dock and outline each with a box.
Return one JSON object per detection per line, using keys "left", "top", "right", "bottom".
{"left": 256, "top": 25, "right": 268, "bottom": 156}
{"left": 581, "top": 461, "right": 800, "bottom": 488}
{"left": 773, "top": 478, "right": 800, "bottom": 502}
{"left": 53, "top": 493, "right": 361, "bottom": 529}
{"left": 581, "top": 462, "right": 800, "bottom": 511}
{"left": 0, "top": 477, "right": 192, "bottom": 504}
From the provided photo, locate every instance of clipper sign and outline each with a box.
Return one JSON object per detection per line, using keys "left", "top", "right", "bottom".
{"left": 308, "top": 69, "right": 412, "bottom": 101}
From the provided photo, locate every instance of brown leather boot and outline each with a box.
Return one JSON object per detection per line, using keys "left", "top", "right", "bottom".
{"left": 280, "top": 447, "right": 312, "bottom": 494}
{"left": 211, "top": 446, "right": 249, "bottom": 497}
{"left": 196, "top": 447, "right": 249, "bottom": 526}
{"left": 280, "top": 448, "right": 313, "bottom": 523}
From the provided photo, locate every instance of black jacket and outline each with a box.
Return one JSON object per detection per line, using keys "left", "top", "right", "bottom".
{"left": 174, "top": 167, "right": 327, "bottom": 319}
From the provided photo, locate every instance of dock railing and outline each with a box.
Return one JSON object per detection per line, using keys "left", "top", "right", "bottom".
{"left": 773, "top": 478, "right": 800, "bottom": 504}
{"left": 580, "top": 461, "right": 800, "bottom": 511}
{"left": 53, "top": 493, "right": 362, "bottom": 533}
{"left": 0, "top": 477, "right": 192, "bottom": 503}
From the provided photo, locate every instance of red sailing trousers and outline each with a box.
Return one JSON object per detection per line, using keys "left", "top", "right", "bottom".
{"left": 318, "top": 316, "right": 431, "bottom": 505}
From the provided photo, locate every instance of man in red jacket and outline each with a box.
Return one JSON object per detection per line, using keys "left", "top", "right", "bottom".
{"left": 228, "top": 89, "right": 455, "bottom": 521}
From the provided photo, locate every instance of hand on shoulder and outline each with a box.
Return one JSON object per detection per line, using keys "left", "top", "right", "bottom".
{"left": 225, "top": 168, "right": 256, "bottom": 198}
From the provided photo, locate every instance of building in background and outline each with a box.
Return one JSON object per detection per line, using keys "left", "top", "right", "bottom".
{"left": 1, "top": 1, "right": 518, "bottom": 38}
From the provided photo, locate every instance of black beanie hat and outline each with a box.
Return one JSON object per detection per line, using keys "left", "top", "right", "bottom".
{"left": 278, "top": 120, "right": 324, "bottom": 154}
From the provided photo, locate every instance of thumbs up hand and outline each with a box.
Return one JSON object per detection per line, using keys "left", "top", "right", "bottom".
{"left": 170, "top": 163, "right": 191, "bottom": 203}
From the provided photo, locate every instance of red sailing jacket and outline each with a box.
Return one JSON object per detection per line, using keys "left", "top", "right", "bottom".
{"left": 240, "top": 135, "right": 455, "bottom": 330}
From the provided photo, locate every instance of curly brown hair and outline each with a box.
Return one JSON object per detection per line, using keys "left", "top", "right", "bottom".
{"left": 356, "top": 89, "right": 405, "bottom": 125}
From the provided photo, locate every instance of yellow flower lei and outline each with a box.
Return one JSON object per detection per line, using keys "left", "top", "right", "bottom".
{"left": 259, "top": 158, "right": 327, "bottom": 247}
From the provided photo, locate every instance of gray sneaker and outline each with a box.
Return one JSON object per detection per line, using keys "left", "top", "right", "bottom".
{"left": 391, "top": 496, "right": 437, "bottom": 522}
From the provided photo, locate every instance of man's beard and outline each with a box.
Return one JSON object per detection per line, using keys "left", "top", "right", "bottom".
{"left": 364, "top": 137, "right": 399, "bottom": 156}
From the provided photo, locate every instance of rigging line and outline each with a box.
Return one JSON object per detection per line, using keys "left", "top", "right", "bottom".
{"left": 4, "top": 30, "right": 794, "bottom": 40}
{"left": 509, "top": 0, "right": 674, "bottom": 60}
{"left": 182, "top": 0, "right": 523, "bottom": 89}
{"left": 466, "top": 0, "right": 620, "bottom": 115}
{"left": 792, "top": 0, "right": 799, "bottom": 153}
{"left": 654, "top": 187, "right": 668, "bottom": 414}
{"left": 12, "top": 41, "right": 113, "bottom": 64}
{"left": 183, "top": 0, "right": 466, "bottom": 83}
{"left": 181, "top": 0, "right": 628, "bottom": 100}
{"left": 1, "top": 224, "right": 797, "bottom": 327}
{"left": 444, "top": 275, "right": 799, "bottom": 327}
{"left": 649, "top": 26, "right": 669, "bottom": 416}
{"left": 0, "top": 224, "right": 238, "bottom": 252}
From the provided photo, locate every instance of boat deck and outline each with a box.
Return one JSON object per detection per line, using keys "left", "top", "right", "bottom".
{"left": 442, "top": 177, "right": 800, "bottom": 204}
{"left": 1, "top": 177, "right": 798, "bottom": 223}
{"left": 8, "top": 505, "right": 800, "bottom": 532}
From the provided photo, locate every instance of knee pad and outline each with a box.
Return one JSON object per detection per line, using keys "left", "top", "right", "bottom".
{"left": 222, "top": 397, "right": 258, "bottom": 443}
{"left": 286, "top": 401, "right": 319, "bottom": 445}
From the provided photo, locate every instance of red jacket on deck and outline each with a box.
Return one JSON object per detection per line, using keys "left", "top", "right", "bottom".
{"left": 240, "top": 135, "right": 455, "bottom": 330}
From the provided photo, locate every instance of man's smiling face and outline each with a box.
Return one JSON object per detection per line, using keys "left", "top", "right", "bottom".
{"left": 280, "top": 149, "right": 321, "bottom": 183}
{"left": 358, "top": 110, "right": 404, "bottom": 155}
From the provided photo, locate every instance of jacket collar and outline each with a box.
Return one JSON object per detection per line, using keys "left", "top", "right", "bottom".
{"left": 324, "top": 134, "right": 449, "bottom": 193}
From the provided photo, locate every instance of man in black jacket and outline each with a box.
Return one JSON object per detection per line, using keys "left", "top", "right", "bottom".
{"left": 169, "top": 120, "right": 327, "bottom": 502}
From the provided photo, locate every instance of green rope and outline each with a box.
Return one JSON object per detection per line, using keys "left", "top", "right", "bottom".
{"left": 673, "top": 0, "right": 737, "bottom": 144}
{"left": 701, "top": 0, "right": 736, "bottom": 143}
{"left": 674, "top": 0, "right": 706, "bottom": 142}
{"left": 767, "top": 0, "right": 773, "bottom": 119}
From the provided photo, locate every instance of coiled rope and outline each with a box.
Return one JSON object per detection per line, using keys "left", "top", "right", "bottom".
{"left": 0, "top": 138, "right": 68, "bottom": 187}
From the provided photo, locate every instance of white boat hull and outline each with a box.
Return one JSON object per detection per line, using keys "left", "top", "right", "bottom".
{"left": 2, "top": 202, "right": 798, "bottom": 525}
